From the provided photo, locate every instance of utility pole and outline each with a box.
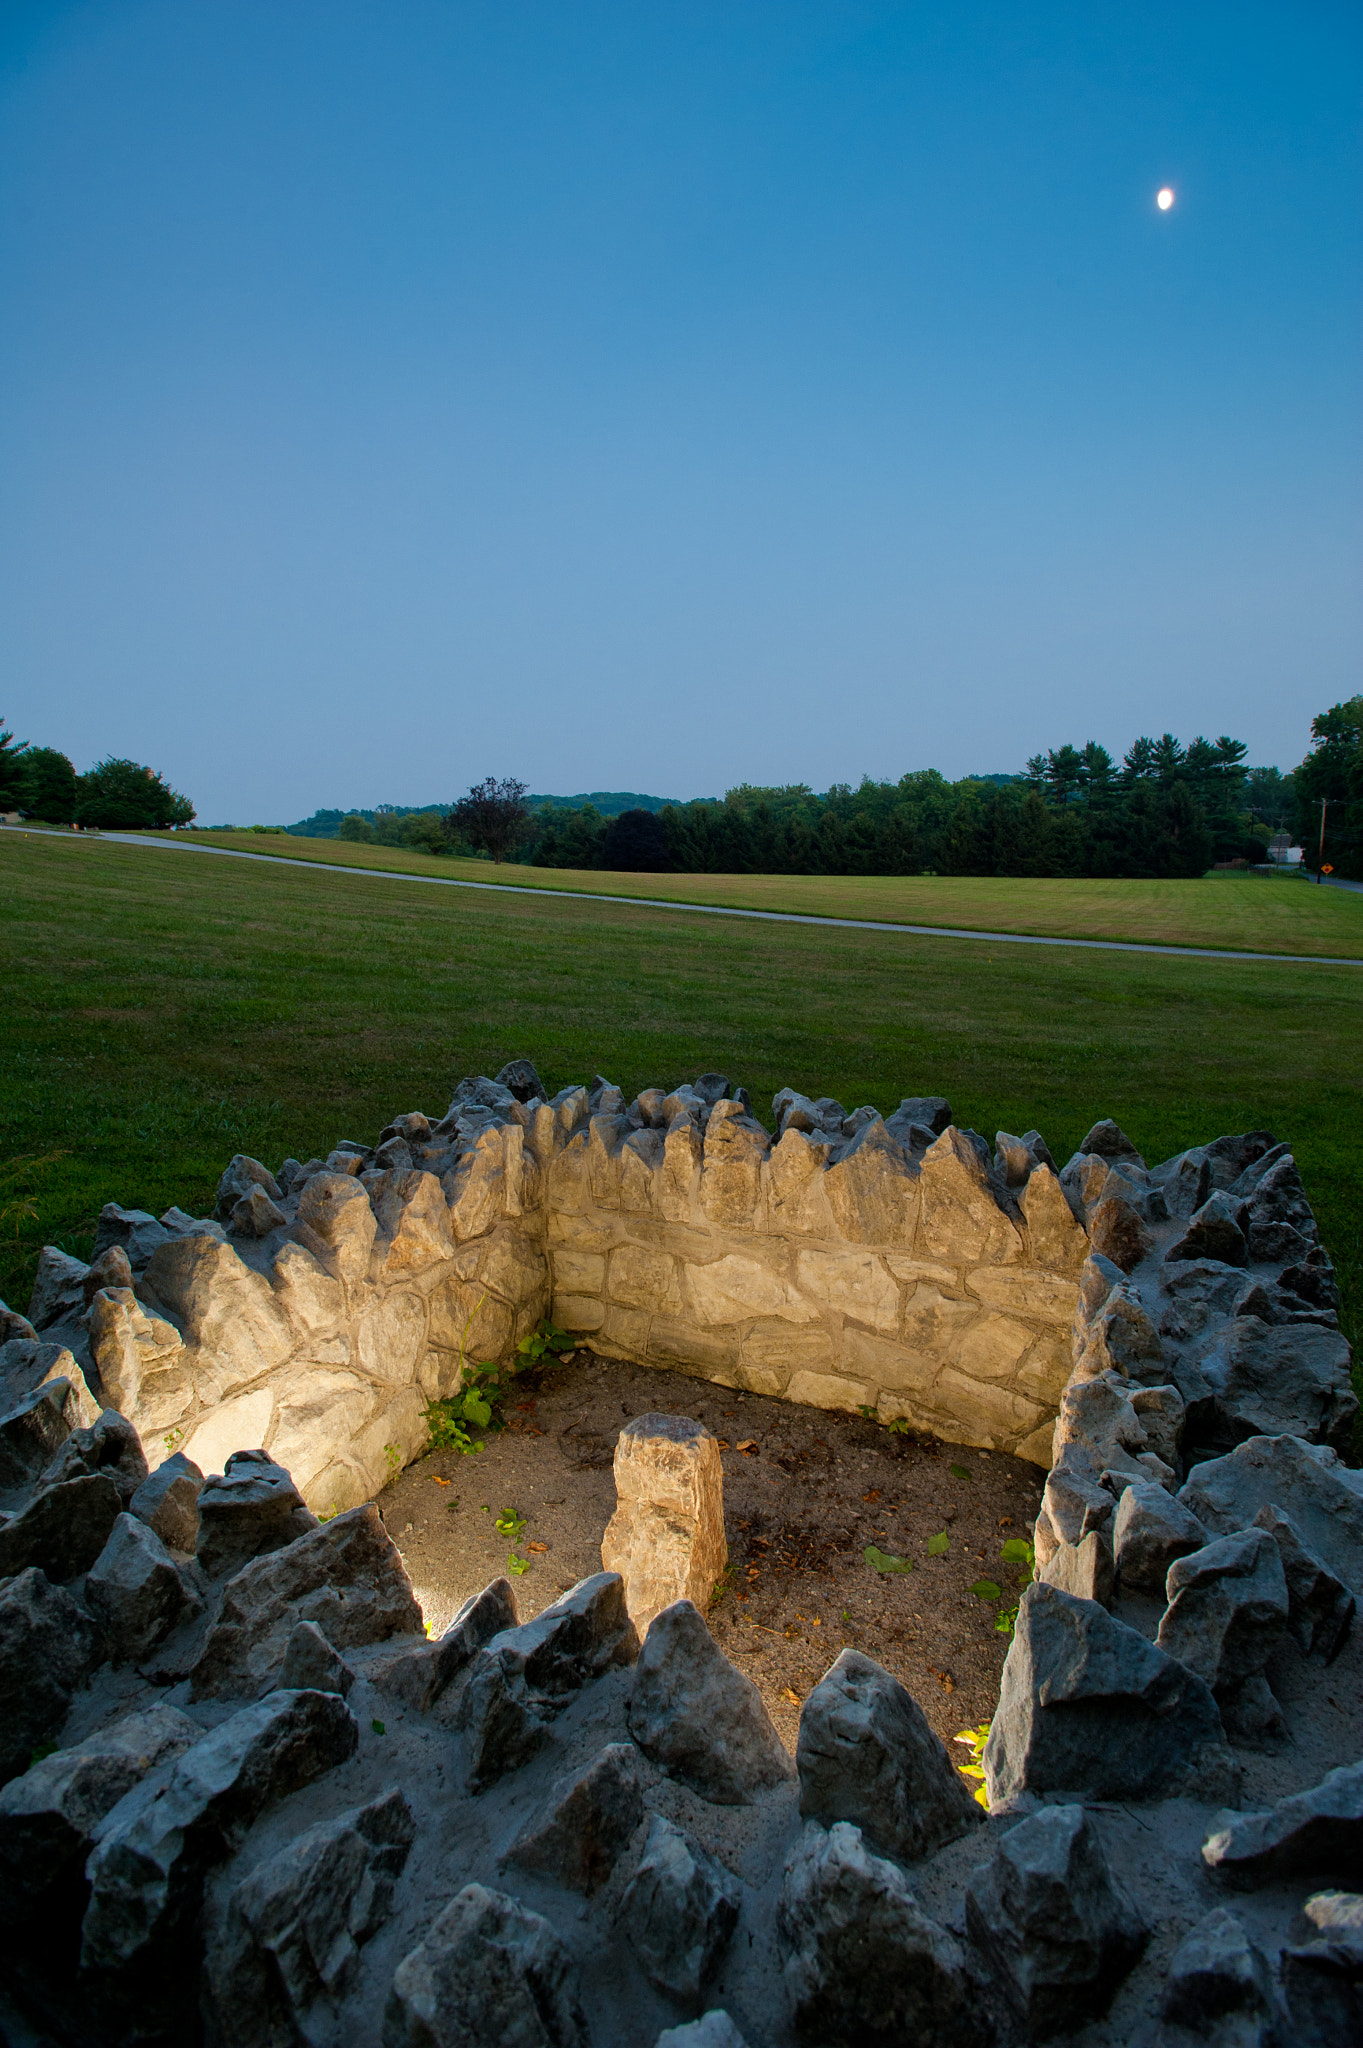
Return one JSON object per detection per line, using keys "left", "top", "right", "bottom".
{"left": 1316, "top": 796, "right": 1328, "bottom": 884}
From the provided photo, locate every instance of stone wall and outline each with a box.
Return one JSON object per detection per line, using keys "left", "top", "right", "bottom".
{"left": 5, "top": 1062, "right": 1351, "bottom": 1515}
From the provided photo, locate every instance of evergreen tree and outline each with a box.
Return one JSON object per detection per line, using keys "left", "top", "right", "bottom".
{"left": 20, "top": 747, "right": 79, "bottom": 822}
{"left": 1295, "top": 696, "right": 1363, "bottom": 879}
{"left": 0, "top": 717, "right": 27, "bottom": 812}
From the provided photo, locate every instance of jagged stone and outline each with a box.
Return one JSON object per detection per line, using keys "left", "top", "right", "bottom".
{"left": 1280, "top": 1892, "right": 1363, "bottom": 2048}
{"left": 82, "top": 1244, "right": 134, "bottom": 1303}
{"left": 195, "top": 1450, "right": 317, "bottom": 1579}
{"left": 1073, "top": 1284, "right": 1165, "bottom": 1382}
{"left": 0, "top": 1335, "right": 72, "bottom": 1415}
{"left": 1130, "top": 1383, "right": 1186, "bottom": 1466}
{"left": 601, "top": 1414, "right": 728, "bottom": 1637}
{"left": 655, "top": 2015, "right": 749, "bottom": 2048}
{"left": 86, "top": 1285, "right": 188, "bottom": 1429}
{"left": 0, "top": 1376, "right": 90, "bottom": 1490}
{"left": 1166, "top": 1192, "right": 1249, "bottom": 1267}
{"left": 1243, "top": 1154, "right": 1318, "bottom": 1261}
{"left": 1085, "top": 1195, "right": 1151, "bottom": 1272}
{"left": 620, "top": 1812, "right": 742, "bottom": 2000}
{"left": 457, "top": 1574, "right": 638, "bottom": 1789}
{"left": 215, "top": 1155, "right": 284, "bottom": 1221}
{"left": 1158, "top": 1258, "right": 1251, "bottom": 1342}
{"left": 1202, "top": 1762, "right": 1363, "bottom": 1886}
{"left": 507, "top": 1742, "right": 644, "bottom": 1895}
{"left": 1042, "top": 1444, "right": 1116, "bottom": 1549}
{"left": 92, "top": 1203, "right": 172, "bottom": 1267}
{"left": 203, "top": 1787, "right": 414, "bottom": 2045}
{"left": 629, "top": 1599, "right": 793, "bottom": 1806}
{"left": 1040, "top": 1527, "right": 1114, "bottom": 1605}
{"left": 1179, "top": 1437, "right": 1363, "bottom": 1596}
{"left": 384, "top": 1883, "right": 589, "bottom": 2048}
{"left": 27, "top": 1246, "right": 91, "bottom": 1329}
{"left": 0, "top": 1569, "right": 105, "bottom": 1784}
{"left": 85, "top": 1512, "right": 202, "bottom": 1663}
{"left": 1196, "top": 1321, "right": 1356, "bottom": 1455}
{"left": 190, "top": 1502, "right": 421, "bottom": 1699}
{"left": 143, "top": 1235, "right": 294, "bottom": 1397}
{"left": 231, "top": 1185, "right": 287, "bottom": 1237}
{"left": 82, "top": 1687, "right": 359, "bottom": 1974}
{"left": 1157, "top": 1530, "right": 1288, "bottom": 1744}
{"left": 129, "top": 1451, "right": 204, "bottom": 1552}
{"left": 796, "top": 1649, "right": 981, "bottom": 1862}
{"left": 0, "top": 1703, "right": 198, "bottom": 1909}
{"left": 1113, "top": 1480, "right": 1209, "bottom": 1592}
{"left": 1018, "top": 1165, "right": 1090, "bottom": 1270}
{"left": 0, "top": 1473, "right": 123, "bottom": 1582}
{"left": 965, "top": 1803, "right": 1147, "bottom": 2033}
{"left": 1052, "top": 1374, "right": 1171, "bottom": 1486}
{"left": 1153, "top": 1907, "right": 1282, "bottom": 2047}
{"left": 983, "top": 1582, "right": 1238, "bottom": 1806}
{"left": 42, "top": 1408, "right": 149, "bottom": 1506}
{"left": 777, "top": 1820, "right": 985, "bottom": 2047}
{"left": 1079, "top": 1120, "right": 1144, "bottom": 1164}
{"left": 276, "top": 1618, "right": 355, "bottom": 1695}
{"left": 375, "top": 1578, "right": 518, "bottom": 1714}
{"left": 1252, "top": 1506, "right": 1355, "bottom": 1662}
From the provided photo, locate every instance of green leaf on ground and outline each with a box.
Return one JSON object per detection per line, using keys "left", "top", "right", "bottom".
{"left": 969, "top": 1578, "right": 1002, "bottom": 1601}
{"left": 949, "top": 1463, "right": 972, "bottom": 1479}
{"left": 864, "top": 1544, "right": 914, "bottom": 1574}
{"left": 927, "top": 1531, "right": 950, "bottom": 1556}
{"left": 507, "top": 1551, "right": 531, "bottom": 1576}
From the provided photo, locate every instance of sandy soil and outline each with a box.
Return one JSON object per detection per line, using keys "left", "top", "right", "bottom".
{"left": 379, "top": 1348, "right": 1046, "bottom": 1765}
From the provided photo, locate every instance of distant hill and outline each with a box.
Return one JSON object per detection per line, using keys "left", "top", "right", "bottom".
{"left": 284, "top": 791, "right": 690, "bottom": 837}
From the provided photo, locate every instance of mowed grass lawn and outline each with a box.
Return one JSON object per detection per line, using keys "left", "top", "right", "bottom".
{"left": 2, "top": 832, "right": 1360, "bottom": 1434}
{"left": 169, "top": 828, "right": 1363, "bottom": 959}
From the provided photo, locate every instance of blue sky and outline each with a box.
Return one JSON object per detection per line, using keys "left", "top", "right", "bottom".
{"left": 1, "top": 1, "right": 1358, "bottom": 822}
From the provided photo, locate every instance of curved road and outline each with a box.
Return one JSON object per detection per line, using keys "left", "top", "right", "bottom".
{"left": 30, "top": 829, "right": 1363, "bottom": 967}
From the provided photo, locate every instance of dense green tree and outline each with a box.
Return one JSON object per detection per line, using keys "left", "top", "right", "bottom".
{"left": 21, "top": 747, "right": 79, "bottom": 821}
{"left": 1295, "top": 696, "right": 1363, "bottom": 879}
{"left": 446, "top": 777, "right": 531, "bottom": 863}
{"left": 338, "top": 813, "right": 376, "bottom": 842}
{"left": 75, "top": 758, "right": 195, "bottom": 829}
{"left": 0, "top": 717, "right": 27, "bottom": 812}
{"left": 601, "top": 807, "right": 671, "bottom": 870}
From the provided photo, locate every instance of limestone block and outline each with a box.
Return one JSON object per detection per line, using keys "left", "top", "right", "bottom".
{"left": 700, "top": 1107, "right": 769, "bottom": 1228}
{"left": 794, "top": 1248, "right": 898, "bottom": 1334}
{"left": 918, "top": 1128, "right": 1023, "bottom": 1265}
{"left": 371, "top": 1169, "right": 452, "bottom": 1276}
{"left": 180, "top": 1387, "right": 277, "bottom": 1478}
{"left": 1020, "top": 1164, "right": 1093, "bottom": 1274}
{"left": 931, "top": 1370, "right": 1046, "bottom": 1448}
{"left": 743, "top": 1320, "right": 834, "bottom": 1378}
{"left": 444, "top": 1126, "right": 513, "bottom": 1241}
{"left": 883, "top": 1254, "right": 961, "bottom": 1287}
{"left": 597, "top": 1304, "right": 651, "bottom": 1359}
{"left": 601, "top": 1414, "right": 728, "bottom": 1635}
{"left": 506, "top": 1742, "right": 644, "bottom": 1896}
{"left": 1087, "top": 1197, "right": 1153, "bottom": 1273}
{"left": 586, "top": 1112, "right": 629, "bottom": 1208}
{"left": 686, "top": 1253, "right": 817, "bottom": 1326}
{"left": 1039, "top": 1529, "right": 1114, "bottom": 1606}
{"left": 619, "top": 1812, "right": 741, "bottom": 2000}
{"left": 145, "top": 1234, "right": 295, "bottom": 1390}
{"left": 266, "top": 1369, "right": 381, "bottom": 1498}
{"left": 648, "top": 1316, "right": 742, "bottom": 1376}
{"left": 350, "top": 1387, "right": 428, "bottom": 1492}
{"left": 0, "top": 1378, "right": 90, "bottom": 1492}
{"left": 270, "top": 1240, "right": 346, "bottom": 1335}
{"left": 87, "top": 1287, "right": 186, "bottom": 1424}
{"left": 544, "top": 1128, "right": 588, "bottom": 1213}
{"left": 547, "top": 1209, "right": 621, "bottom": 1253}
{"left": 952, "top": 1312, "right": 1032, "bottom": 1383}
{"left": 900, "top": 1283, "right": 977, "bottom": 1357}
{"left": 427, "top": 1275, "right": 515, "bottom": 1363}
{"left": 841, "top": 1328, "right": 937, "bottom": 1395}
{"left": 1015, "top": 1334, "right": 1072, "bottom": 1407}
{"left": 823, "top": 1118, "right": 917, "bottom": 1244}
{"left": 766, "top": 1127, "right": 838, "bottom": 1236}
{"left": 658, "top": 1117, "right": 703, "bottom": 1222}
{"left": 553, "top": 1294, "right": 608, "bottom": 1333}
{"left": 478, "top": 1228, "right": 548, "bottom": 1310}
{"left": 551, "top": 1247, "right": 606, "bottom": 1295}
{"left": 1015, "top": 1422, "right": 1058, "bottom": 1468}
{"left": 967, "top": 1266, "right": 1079, "bottom": 1321}
{"left": 786, "top": 1369, "right": 875, "bottom": 1414}
{"left": 620, "top": 1126, "right": 664, "bottom": 1212}
{"left": 609, "top": 1242, "right": 681, "bottom": 1314}
{"left": 356, "top": 1289, "right": 428, "bottom": 1385}
{"left": 26, "top": 1246, "right": 90, "bottom": 1330}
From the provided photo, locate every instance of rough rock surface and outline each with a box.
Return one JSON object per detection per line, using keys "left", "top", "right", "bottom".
{"left": 965, "top": 1803, "right": 1148, "bottom": 2033}
{"left": 1112, "top": 1480, "right": 1209, "bottom": 1592}
{"left": 983, "top": 1582, "right": 1238, "bottom": 1806}
{"left": 0, "top": 1567, "right": 105, "bottom": 1783}
{"left": 629, "top": 1599, "right": 794, "bottom": 1805}
{"left": 375, "top": 1577, "right": 518, "bottom": 1714}
{"left": 195, "top": 1450, "right": 318, "bottom": 1579}
{"left": 1201, "top": 1762, "right": 1363, "bottom": 1886}
{"left": 796, "top": 1648, "right": 981, "bottom": 1863}
{"left": 600, "top": 1414, "right": 728, "bottom": 1637}
{"left": 507, "top": 1742, "right": 644, "bottom": 1896}
{"left": 1179, "top": 1437, "right": 1363, "bottom": 1595}
{"left": 275, "top": 1617, "right": 356, "bottom": 1695}
{"left": 384, "top": 1882, "right": 590, "bottom": 2048}
{"left": 619, "top": 1812, "right": 742, "bottom": 2000}
{"left": 1156, "top": 1529, "right": 1289, "bottom": 1739}
{"left": 190, "top": 1502, "right": 423, "bottom": 1698}
{"left": 777, "top": 1820, "right": 985, "bottom": 2047}
{"left": 0, "top": 1472, "right": 123, "bottom": 1582}
{"left": 128, "top": 1450, "right": 204, "bottom": 1552}
{"left": 85, "top": 1510, "right": 202, "bottom": 1663}
{"left": 1153, "top": 1907, "right": 1282, "bottom": 2047}
{"left": 1251, "top": 1505, "right": 1355, "bottom": 1662}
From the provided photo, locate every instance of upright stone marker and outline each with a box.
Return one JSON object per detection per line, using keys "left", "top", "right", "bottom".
{"left": 601, "top": 1413, "right": 728, "bottom": 1636}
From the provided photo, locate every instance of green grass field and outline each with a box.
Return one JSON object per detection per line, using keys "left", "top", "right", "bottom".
{"left": 157, "top": 827, "right": 1363, "bottom": 959}
{"left": 2, "top": 831, "right": 1359, "bottom": 1440}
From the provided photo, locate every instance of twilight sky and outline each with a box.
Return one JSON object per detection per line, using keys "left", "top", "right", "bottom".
{"left": 0, "top": 1, "right": 1358, "bottom": 823}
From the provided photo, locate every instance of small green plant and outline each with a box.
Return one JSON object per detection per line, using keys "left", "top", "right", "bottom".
{"left": 384, "top": 1442, "right": 402, "bottom": 1479}
{"left": 864, "top": 1544, "right": 914, "bottom": 1574}
{"left": 969, "top": 1578, "right": 1002, "bottom": 1602}
{"left": 858, "top": 1404, "right": 911, "bottom": 1436}
{"left": 515, "top": 1319, "right": 575, "bottom": 1365}
{"left": 507, "top": 1552, "right": 531, "bottom": 1576}
{"left": 953, "top": 1722, "right": 991, "bottom": 1808}
{"left": 371, "top": 1718, "right": 386, "bottom": 1735}
{"left": 927, "top": 1530, "right": 950, "bottom": 1556}
{"left": 164, "top": 1427, "right": 184, "bottom": 1456}
{"left": 949, "top": 1462, "right": 972, "bottom": 1480}
{"left": 424, "top": 1313, "right": 570, "bottom": 1457}
{"left": 495, "top": 1508, "right": 527, "bottom": 1540}
{"left": 993, "top": 1536, "right": 1038, "bottom": 1635}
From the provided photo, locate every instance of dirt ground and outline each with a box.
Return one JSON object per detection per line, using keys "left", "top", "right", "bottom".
{"left": 379, "top": 1349, "right": 1046, "bottom": 1767}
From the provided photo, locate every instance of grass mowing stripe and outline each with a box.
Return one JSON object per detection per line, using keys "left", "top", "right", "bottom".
{"left": 1, "top": 833, "right": 1358, "bottom": 1441}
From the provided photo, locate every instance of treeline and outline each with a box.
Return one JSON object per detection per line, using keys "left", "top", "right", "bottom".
{"left": 0, "top": 720, "right": 194, "bottom": 829}
{"left": 1294, "top": 695, "right": 1363, "bottom": 881}
{"left": 526, "top": 735, "right": 1275, "bottom": 879}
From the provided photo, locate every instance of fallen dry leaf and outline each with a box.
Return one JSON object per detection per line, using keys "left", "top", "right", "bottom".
{"left": 432, "top": 1477, "right": 450, "bottom": 1486}
{"left": 862, "top": 1489, "right": 881, "bottom": 1502}
{"left": 736, "top": 1439, "right": 758, "bottom": 1454}
{"left": 527, "top": 1540, "right": 549, "bottom": 1553}
{"left": 716, "top": 1439, "right": 731, "bottom": 1450}
{"left": 782, "top": 1687, "right": 801, "bottom": 1705}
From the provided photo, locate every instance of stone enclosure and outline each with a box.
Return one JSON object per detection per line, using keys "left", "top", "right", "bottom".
{"left": 0, "top": 1061, "right": 1359, "bottom": 2046}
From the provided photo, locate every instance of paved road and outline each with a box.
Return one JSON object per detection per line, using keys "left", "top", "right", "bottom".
{"left": 32, "top": 829, "right": 1363, "bottom": 967}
